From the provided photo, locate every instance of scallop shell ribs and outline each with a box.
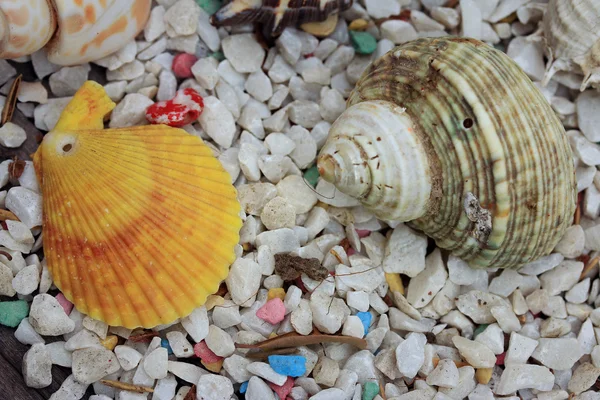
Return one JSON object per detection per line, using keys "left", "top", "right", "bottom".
{"left": 33, "top": 81, "right": 241, "bottom": 328}
{"left": 317, "top": 37, "right": 576, "bottom": 270}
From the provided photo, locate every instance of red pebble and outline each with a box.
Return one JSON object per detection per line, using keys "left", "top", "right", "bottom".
{"left": 356, "top": 229, "right": 371, "bottom": 238}
{"left": 55, "top": 293, "right": 73, "bottom": 315}
{"left": 172, "top": 53, "right": 198, "bottom": 78}
{"left": 496, "top": 352, "right": 506, "bottom": 365}
{"left": 193, "top": 341, "right": 223, "bottom": 363}
{"left": 256, "top": 298, "right": 286, "bottom": 325}
{"left": 145, "top": 88, "right": 204, "bottom": 127}
{"left": 347, "top": 247, "right": 356, "bottom": 256}
{"left": 294, "top": 276, "right": 309, "bottom": 293}
{"left": 268, "top": 377, "right": 294, "bottom": 399}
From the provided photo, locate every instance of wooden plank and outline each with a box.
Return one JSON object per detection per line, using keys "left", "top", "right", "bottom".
{"left": 0, "top": 324, "right": 71, "bottom": 399}
{"left": 0, "top": 351, "right": 45, "bottom": 400}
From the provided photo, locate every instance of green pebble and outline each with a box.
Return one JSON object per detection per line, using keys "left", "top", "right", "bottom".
{"left": 210, "top": 51, "right": 225, "bottom": 61}
{"left": 304, "top": 165, "right": 320, "bottom": 187}
{"left": 350, "top": 31, "right": 377, "bottom": 55}
{"left": 362, "top": 381, "right": 379, "bottom": 400}
{"left": 473, "top": 324, "right": 489, "bottom": 339}
{"left": 0, "top": 300, "right": 29, "bottom": 328}
{"left": 195, "top": 0, "right": 223, "bottom": 15}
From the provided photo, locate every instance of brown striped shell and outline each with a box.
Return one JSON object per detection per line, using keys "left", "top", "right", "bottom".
{"left": 211, "top": 0, "right": 352, "bottom": 35}
{"left": 542, "top": 0, "right": 600, "bottom": 90}
{"left": 317, "top": 37, "right": 576, "bottom": 270}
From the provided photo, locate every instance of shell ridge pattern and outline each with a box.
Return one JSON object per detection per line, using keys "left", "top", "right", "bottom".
{"left": 347, "top": 37, "right": 575, "bottom": 269}
{"left": 43, "top": 131, "right": 180, "bottom": 327}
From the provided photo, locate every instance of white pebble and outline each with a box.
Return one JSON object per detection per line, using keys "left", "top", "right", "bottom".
{"left": 143, "top": 347, "right": 168, "bottom": 379}
{"left": 181, "top": 306, "right": 209, "bottom": 342}
{"left": 196, "top": 374, "right": 234, "bottom": 400}
{"left": 452, "top": 336, "right": 496, "bottom": 368}
{"left": 22, "top": 343, "right": 52, "bottom": 388}
{"left": 12, "top": 264, "right": 39, "bottom": 295}
{"left": 0, "top": 122, "right": 26, "bottom": 148}
{"left": 29, "top": 294, "right": 75, "bottom": 336}
{"left": 114, "top": 345, "right": 143, "bottom": 371}
{"left": 205, "top": 325, "right": 235, "bottom": 357}
{"left": 223, "top": 34, "right": 265, "bottom": 73}
{"left": 71, "top": 347, "right": 120, "bottom": 384}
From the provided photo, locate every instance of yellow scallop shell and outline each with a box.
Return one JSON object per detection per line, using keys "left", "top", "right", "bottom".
{"left": 33, "top": 81, "right": 241, "bottom": 328}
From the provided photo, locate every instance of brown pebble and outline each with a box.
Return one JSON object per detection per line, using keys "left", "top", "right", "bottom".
{"left": 274, "top": 253, "right": 329, "bottom": 281}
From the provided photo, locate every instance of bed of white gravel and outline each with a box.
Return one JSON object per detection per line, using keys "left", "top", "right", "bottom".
{"left": 1, "top": 0, "right": 600, "bottom": 399}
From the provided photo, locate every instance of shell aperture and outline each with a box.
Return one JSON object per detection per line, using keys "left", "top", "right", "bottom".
{"left": 33, "top": 81, "right": 242, "bottom": 328}
{"left": 317, "top": 37, "right": 576, "bottom": 271}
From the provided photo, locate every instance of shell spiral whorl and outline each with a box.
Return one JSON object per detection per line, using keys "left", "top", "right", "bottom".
{"left": 317, "top": 37, "right": 576, "bottom": 270}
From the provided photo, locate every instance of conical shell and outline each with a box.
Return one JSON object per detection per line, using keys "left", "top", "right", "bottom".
{"left": 33, "top": 81, "right": 241, "bottom": 328}
{"left": 320, "top": 37, "right": 576, "bottom": 270}
{"left": 542, "top": 0, "right": 600, "bottom": 89}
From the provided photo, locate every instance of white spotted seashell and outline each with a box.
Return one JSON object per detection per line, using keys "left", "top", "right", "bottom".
{"left": 542, "top": 0, "right": 600, "bottom": 91}
{"left": 0, "top": 0, "right": 150, "bottom": 65}
{"left": 317, "top": 37, "right": 576, "bottom": 271}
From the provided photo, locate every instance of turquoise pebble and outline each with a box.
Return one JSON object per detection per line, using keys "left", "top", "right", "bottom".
{"left": 350, "top": 31, "right": 377, "bottom": 55}
{"left": 210, "top": 51, "right": 225, "bottom": 61}
{"left": 161, "top": 338, "right": 173, "bottom": 355}
{"left": 268, "top": 355, "right": 307, "bottom": 377}
{"left": 356, "top": 311, "right": 372, "bottom": 336}
{"left": 195, "top": 0, "right": 223, "bottom": 15}
{"left": 303, "top": 165, "right": 320, "bottom": 187}
{"left": 240, "top": 381, "right": 248, "bottom": 393}
{"left": 473, "top": 324, "right": 489, "bottom": 339}
{"left": 362, "top": 381, "right": 379, "bottom": 400}
{"left": 0, "top": 300, "right": 29, "bottom": 328}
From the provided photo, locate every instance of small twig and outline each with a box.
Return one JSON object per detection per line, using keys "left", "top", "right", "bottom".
{"left": 128, "top": 331, "right": 159, "bottom": 342}
{"left": 0, "top": 250, "right": 12, "bottom": 260}
{"left": 580, "top": 255, "right": 600, "bottom": 281}
{"left": 245, "top": 348, "right": 300, "bottom": 360}
{"left": 99, "top": 380, "right": 154, "bottom": 393}
{"left": 1, "top": 74, "right": 22, "bottom": 126}
{"left": 236, "top": 330, "right": 368, "bottom": 350}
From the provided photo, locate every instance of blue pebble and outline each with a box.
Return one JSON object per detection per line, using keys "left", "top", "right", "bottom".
{"left": 268, "top": 355, "right": 307, "bottom": 377}
{"left": 240, "top": 381, "right": 249, "bottom": 393}
{"left": 356, "top": 311, "right": 372, "bottom": 336}
{"left": 160, "top": 338, "right": 173, "bottom": 355}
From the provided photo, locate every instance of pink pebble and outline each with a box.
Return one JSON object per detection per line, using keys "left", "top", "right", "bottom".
{"left": 268, "top": 377, "right": 294, "bottom": 399}
{"left": 347, "top": 247, "right": 356, "bottom": 256}
{"left": 55, "top": 293, "right": 73, "bottom": 315}
{"left": 256, "top": 298, "right": 286, "bottom": 325}
{"left": 194, "top": 340, "right": 222, "bottom": 363}
{"left": 172, "top": 53, "right": 198, "bottom": 78}
{"left": 356, "top": 229, "right": 371, "bottom": 238}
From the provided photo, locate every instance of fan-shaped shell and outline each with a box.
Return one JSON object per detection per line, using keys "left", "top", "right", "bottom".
{"left": 319, "top": 37, "right": 576, "bottom": 270}
{"left": 33, "top": 81, "right": 241, "bottom": 328}
{"left": 542, "top": 0, "right": 600, "bottom": 89}
{"left": 0, "top": 0, "right": 56, "bottom": 59}
{"left": 0, "top": 0, "right": 150, "bottom": 65}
